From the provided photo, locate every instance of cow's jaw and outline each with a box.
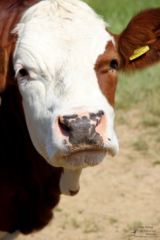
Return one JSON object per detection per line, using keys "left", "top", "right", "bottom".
{"left": 13, "top": 0, "right": 119, "bottom": 195}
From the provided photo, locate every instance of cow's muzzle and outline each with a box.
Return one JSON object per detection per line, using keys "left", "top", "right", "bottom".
{"left": 58, "top": 110, "right": 104, "bottom": 148}
{"left": 55, "top": 110, "right": 112, "bottom": 168}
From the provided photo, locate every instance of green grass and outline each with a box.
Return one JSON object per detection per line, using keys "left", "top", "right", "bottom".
{"left": 133, "top": 138, "right": 149, "bottom": 153}
{"left": 134, "top": 173, "right": 145, "bottom": 179}
{"left": 116, "top": 65, "right": 160, "bottom": 113}
{"left": 71, "top": 218, "right": 81, "bottom": 228}
{"left": 55, "top": 207, "right": 63, "bottom": 212}
{"left": 142, "top": 117, "right": 159, "bottom": 127}
{"left": 83, "top": 220, "right": 100, "bottom": 233}
{"left": 153, "top": 161, "right": 160, "bottom": 166}
{"left": 88, "top": 0, "right": 160, "bottom": 34}
{"left": 109, "top": 217, "right": 118, "bottom": 224}
{"left": 123, "top": 221, "right": 144, "bottom": 239}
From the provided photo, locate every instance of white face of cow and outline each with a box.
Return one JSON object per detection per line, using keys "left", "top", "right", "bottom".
{"left": 13, "top": 0, "right": 119, "bottom": 177}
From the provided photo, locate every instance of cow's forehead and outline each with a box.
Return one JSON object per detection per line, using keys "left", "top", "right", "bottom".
{"left": 14, "top": 0, "right": 114, "bottom": 69}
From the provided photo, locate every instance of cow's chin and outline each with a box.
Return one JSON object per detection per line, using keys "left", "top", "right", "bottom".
{"left": 62, "top": 150, "right": 107, "bottom": 169}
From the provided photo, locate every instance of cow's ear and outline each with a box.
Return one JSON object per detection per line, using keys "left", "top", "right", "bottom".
{"left": 117, "top": 8, "right": 160, "bottom": 71}
{"left": 0, "top": 46, "right": 8, "bottom": 92}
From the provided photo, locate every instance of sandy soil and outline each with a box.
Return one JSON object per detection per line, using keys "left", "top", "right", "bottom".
{"left": 16, "top": 109, "right": 160, "bottom": 240}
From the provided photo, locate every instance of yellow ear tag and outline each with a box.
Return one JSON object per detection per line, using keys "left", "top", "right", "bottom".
{"left": 130, "top": 45, "right": 150, "bottom": 61}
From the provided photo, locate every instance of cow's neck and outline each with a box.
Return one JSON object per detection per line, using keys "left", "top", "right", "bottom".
{"left": 0, "top": 85, "right": 63, "bottom": 232}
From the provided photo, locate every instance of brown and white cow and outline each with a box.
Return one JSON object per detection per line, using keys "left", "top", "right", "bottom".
{"left": 0, "top": 0, "right": 160, "bottom": 239}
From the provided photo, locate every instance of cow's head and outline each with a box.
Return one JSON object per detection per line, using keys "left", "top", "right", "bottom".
{"left": 13, "top": 0, "right": 119, "bottom": 172}
{"left": 2, "top": 0, "right": 160, "bottom": 195}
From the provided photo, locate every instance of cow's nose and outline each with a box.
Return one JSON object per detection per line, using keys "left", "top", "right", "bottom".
{"left": 58, "top": 111, "right": 105, "bottom": 147}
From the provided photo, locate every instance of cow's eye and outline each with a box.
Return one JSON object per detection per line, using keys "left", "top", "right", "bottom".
{"left": 19, "top": 69, "right": 29, "bottom": 77}
{"left": 109, "top": 59, "right": 119, "bottom": 70}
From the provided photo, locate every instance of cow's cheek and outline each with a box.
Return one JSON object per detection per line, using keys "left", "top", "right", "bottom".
{"left": 97, "top": 71, "right": 118, "bottom": 108}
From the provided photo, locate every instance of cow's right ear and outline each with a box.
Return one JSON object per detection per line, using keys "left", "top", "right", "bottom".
{"left": 0, "top": 46, "right": 8, "bottom": 92}
{"left": 115, "top": 8, "right": 160, "bottom": 72}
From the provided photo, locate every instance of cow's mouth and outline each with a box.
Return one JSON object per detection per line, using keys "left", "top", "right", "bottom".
{"left": 62, "top": 149, "right": 107, "bottom": 168}
{"left": 53, "top": 141, "right": 117, "bottom": 170}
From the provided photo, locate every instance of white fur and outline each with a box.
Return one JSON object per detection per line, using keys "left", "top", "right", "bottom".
{"left": 60, "top": 168, "right": 82, "bottom": 195}
{"left": 13, "top": 0, "right": 119, "bottom": 170}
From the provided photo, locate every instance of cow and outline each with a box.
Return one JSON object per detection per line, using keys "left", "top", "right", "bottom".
{"left": 0, "top": 0, "right": 160, "bottom": 239}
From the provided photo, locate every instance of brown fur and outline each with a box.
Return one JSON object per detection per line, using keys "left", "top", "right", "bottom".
{"left": 0, "top": 47, "right": 8, "bottom": 91}
{"left": 116, "top": 8, "right": 160, "bottom": 71}
{"left": 95, "top": 41, "right": 120, "bottom": 108}
{"left": 0, "top": 0, "right": 41, "bottom": 91}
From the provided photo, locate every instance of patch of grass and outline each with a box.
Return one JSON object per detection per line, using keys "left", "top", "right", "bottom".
{"left": 115, "top": 66, "right": 160, "bottom": 114}
{"left": 142, "top": 118, "right": 159, "bottom": 127}
{"left": 134, "top": 173, "right": 146, "bottom": 179}
{"left": 89, "top": 0, "right": 160, "bottom": 34}
{"left": 146, "top": 94, "right": 160, "bottom": 117}
{"left": 55, "top": 207, "right": 63, "bottom": 212}
{"left": 127, "top": 155, "right": 135, "bottom": 162}
{"left": 156, "top": 136, "right": 160, "bottom": 143}
{"left": 60, "top": 212, "right": 69, "bottom": 230}
{"left": 109, "top": 217, "right": 118, "bottom": 224}
{"left": 132, "top": 138, "right": 149, "bottom": 152}
{"left": 123, "top": 221, "right": 144, "bottom": 239}
{"left": 120, "top": 193, "right": 125, "bottom": 197}
{"left": 116, "top": 115, "right": 128, "bottom": 125}
{"left": 71, "top": 218, "right": 81, "bottom": 228}
{"left": 64, "top": 213, "right": 69, "bottom": 217}
{"left": 61, "top": 220, "right": 68, "bottom": 230}
{"left": 152, "top": 217, "right": 160, "bottom": 226}
{"left": 84, "top": 220, "right": 100, "bottom": 233}
{"left": 78, "top": 209, "right": 84, "bottom": 214}
{"left": 124, "top": 221, "right": 144, "bottom": 232}
{"left": 134, "top": 173, "right": 140, "bottom": 179}
{"left": 153, "top": 161, "right": 160, "bottom": 166}
{"left": 134, "top": 221, "right": 144, "bottom": 230}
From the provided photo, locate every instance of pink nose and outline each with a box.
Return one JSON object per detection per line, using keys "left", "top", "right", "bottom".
{"left": 57, "top": 111, "right": 106, "bottom": 147}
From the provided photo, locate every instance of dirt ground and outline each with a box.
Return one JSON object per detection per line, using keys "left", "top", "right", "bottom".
{"left": 16, "top": 109, "right": 160, "bottom": 240}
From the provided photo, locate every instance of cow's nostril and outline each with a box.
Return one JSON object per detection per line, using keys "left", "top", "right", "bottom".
{"left": 97, "top": 110, "right": 104, "bottom": 118}
{"left": 58, "top": 118, "right": 70, "bottom": 136}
